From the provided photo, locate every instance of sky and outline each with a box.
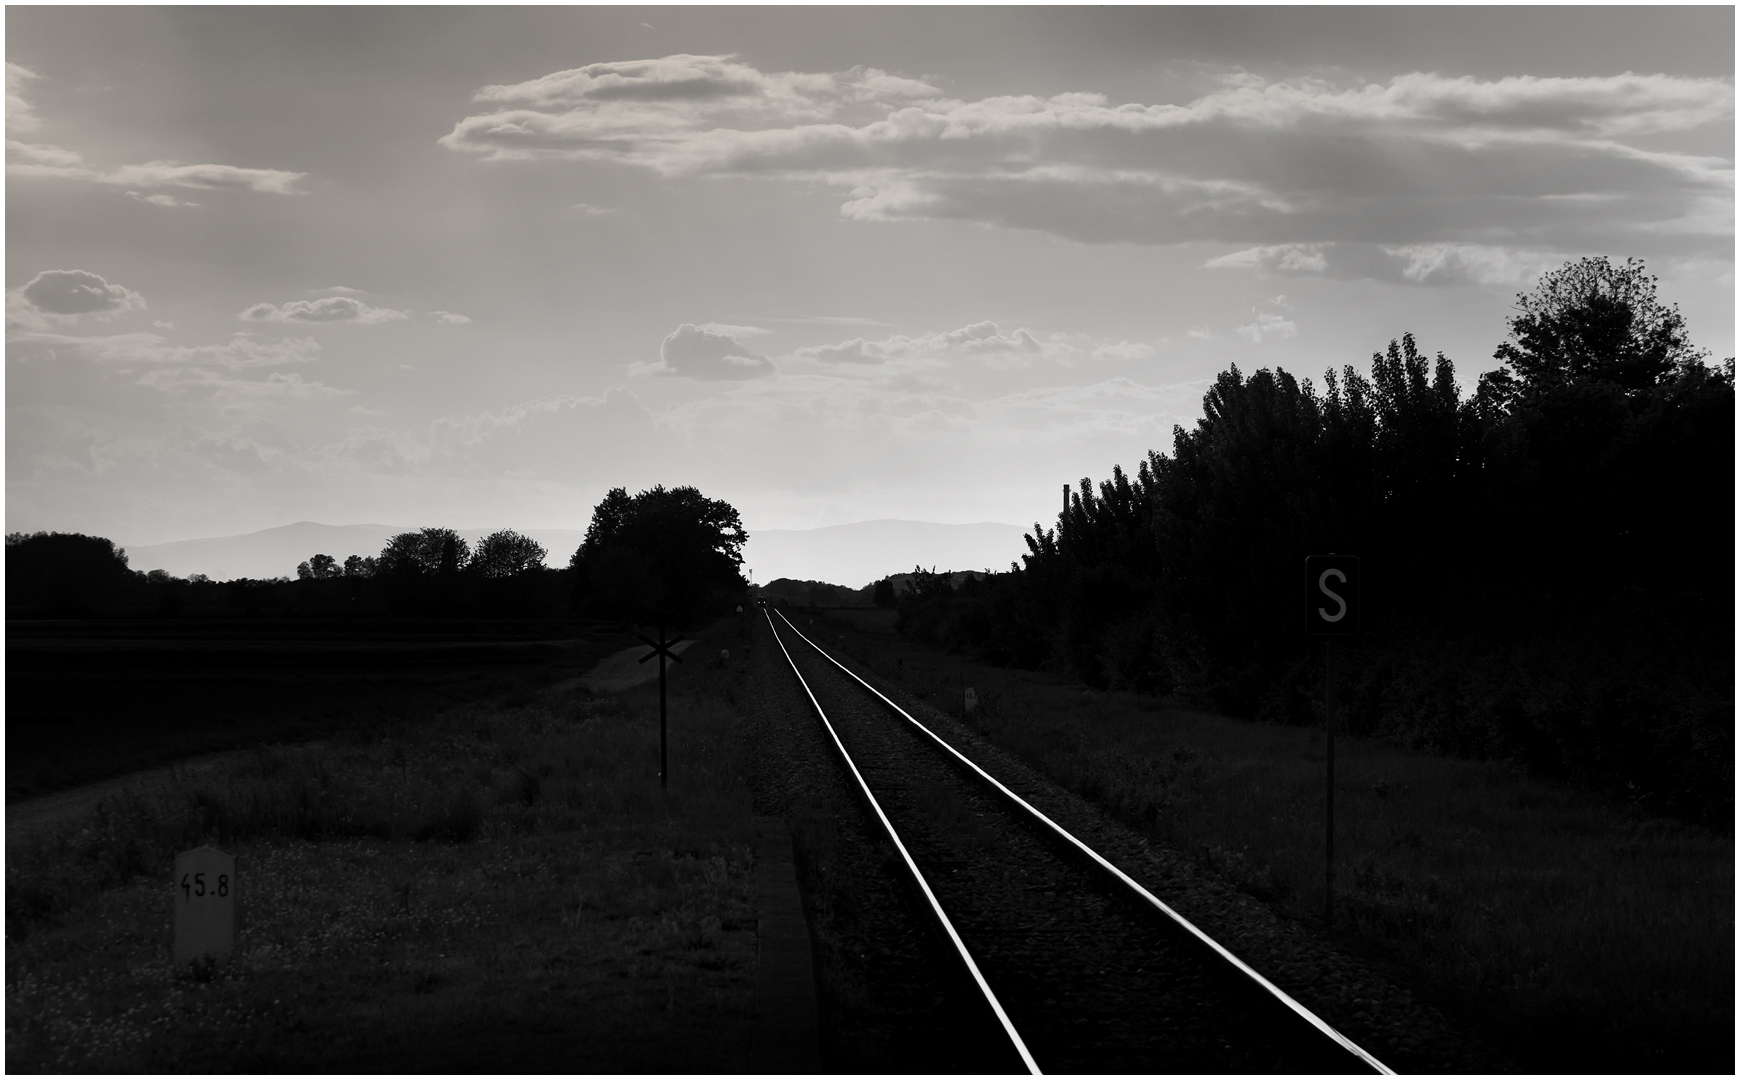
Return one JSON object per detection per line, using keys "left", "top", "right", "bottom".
{"left": 7, "top": 6, "right": 1733, "bottom": 550}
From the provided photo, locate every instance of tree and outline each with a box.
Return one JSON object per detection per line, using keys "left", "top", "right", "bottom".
{"left": 5, "top": 531, "right": 134, "bottom": 614}
{"left": 873, "top": 577, "right": 897, "bottom": 608}
{"left": 470, "top": 530, "right": 547, "bottom": 579}
{"left": 570, "top": 485, "right": 748, "bottom": 623}
{"left": 376, "top": 528, "right": 471, "bottom": 577}
{"left": 342, "top": 554, "right": 375, "bottom": 578}
{"left": 297, "top": 553, "right": 340, "bottom": 580}
{"left": 1480, "top": 256, "right": 1709, "bottom": 410}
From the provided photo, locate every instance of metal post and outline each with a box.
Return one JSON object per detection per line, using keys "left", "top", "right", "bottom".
{"left": 659, "top": 621, "right": 668, "bottom": 791}
{"left": 1325, "top": 636, "right": 1335, "bottom": 929}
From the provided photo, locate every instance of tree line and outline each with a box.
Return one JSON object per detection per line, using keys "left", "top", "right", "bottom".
{"left": 894, "top": 257, "right": 1734, "bottom": 827}
{"left": 8, "top": 485, "right": 751, "bottom": 623}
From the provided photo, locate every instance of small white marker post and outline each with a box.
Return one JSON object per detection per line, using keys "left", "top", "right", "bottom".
{"left": 173, "top": 845, "right": 237, "bottom": 966}
{"left": 964, "top": 687, "right": 978, "bottom": 716}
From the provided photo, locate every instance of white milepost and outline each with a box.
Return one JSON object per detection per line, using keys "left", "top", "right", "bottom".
{"left": 964, "top": 687, "right": 978, "bottom": 715}
{"left": 173, "top": 845, "right": 237, "bottom": 966}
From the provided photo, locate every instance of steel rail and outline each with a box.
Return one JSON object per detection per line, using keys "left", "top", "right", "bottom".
{"left": 763, "top": 609, "right": 1042, "bottom": 1075}
{"left": 773, "top": 608, "right": 1396, "bottom": 1076}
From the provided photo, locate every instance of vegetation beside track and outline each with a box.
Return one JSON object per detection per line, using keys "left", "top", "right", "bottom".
{"left": 5, "top": 617, "right": 761, "bottom": 1072}
{"left": 811, "top": 604, "right": 1734, "bottom": 1075}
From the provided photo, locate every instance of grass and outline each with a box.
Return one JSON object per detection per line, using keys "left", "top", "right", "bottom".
{"left": 7, "top": 617, "right": 625, "bottom": 802}
{"left": 818, "top": 605, "right": 1734, "bottom": 1075}
{"left": 6, "top": 618, "right": 762, "bottom": 1072}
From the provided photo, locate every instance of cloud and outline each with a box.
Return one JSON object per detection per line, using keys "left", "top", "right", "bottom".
{"left": 444, "top": 59, "right": 1733, "bottom": 256}
{"left": 238, "top": 297, "right": 409, "bottom": 324}
{"left": 7, "top": 328, "right": 321, "bottom": 370}
{"left": 429, "top": 310, "right": 472, "bottom": 324}
{"left": 791, "top": 320, "right": 1154, "bottom": 369}
{"left": 136, "top": 368, "right": 351, "bottom": 402}
{"left": 1235, "top": 309, "right": 1298, "bottom": 342}
{"left": 573, "top": 202, "right": 617, "bottom": 215}
{"left": 795, "top": 321, "right": 1047, "bottom": 365}
{"left": 6, "top": 63, "right": 42, "bottom": 133}
{"left": 1206, "top": 241, "right": 1585, "bottom": 287}
{"left": 695, "top": 321, "right": 770, "bottom": 337}
{"left": 636, "top": 323, "right": 776, "bottom": 379}
{"left": 321, "top": 285, "right": 365, "bottom": 295}
{"left": 125, "top": 190, "right": 198, "bottom": 208}
{"left": 16, "top": 269, "right": 146, "bottom": 317}
{"left": 6, "top": 67, "right": 304, "bottom": 196}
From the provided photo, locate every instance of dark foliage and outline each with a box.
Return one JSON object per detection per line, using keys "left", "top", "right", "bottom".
{"left": 569, "top": 484, "right": 749, "bottom": 624}
{"left": 5, "top": 531, "right": 135, "bottom": 615}
{"left": 897, "top": 258, "right": 1733, "bottom": 828}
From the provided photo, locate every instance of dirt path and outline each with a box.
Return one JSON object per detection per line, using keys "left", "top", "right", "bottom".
{"left": 6, "top": 640, "right": 701, "bottom": 852}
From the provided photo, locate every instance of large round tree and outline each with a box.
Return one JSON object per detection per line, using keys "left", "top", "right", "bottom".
{"left": 570, "top": 485, "right": 748, "bottom": 624}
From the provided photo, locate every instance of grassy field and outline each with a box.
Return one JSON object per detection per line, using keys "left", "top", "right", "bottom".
{"left": 6, "top": 617, "right": 617, "bottom": 802}
{"left": 6, "top": 617, "right": 763, "bottom": 1072}
{"left": 817, "top": 605, "right": 1734, "bottom": 1075}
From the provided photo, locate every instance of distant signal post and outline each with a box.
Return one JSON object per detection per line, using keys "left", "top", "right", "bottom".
{"left": 1305, "top": 555, "right": 1360, "bottom": 929}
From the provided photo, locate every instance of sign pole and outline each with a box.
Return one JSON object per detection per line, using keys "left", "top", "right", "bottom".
{"left": 659, "top": 621, "right": 668, "bottom": 790}
{"left": 638, "top": 624, "right": 685, "bottom": 792}
{"left": 1305, "top": 554, "right": 1359, "bottom": 933}
{"left": 1325, "top": 636, "right": 1335, "bottom": 929}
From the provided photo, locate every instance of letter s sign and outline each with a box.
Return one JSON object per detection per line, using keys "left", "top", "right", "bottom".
{"left": 1305, "top": 555, "right": 1361, "bottom": 636}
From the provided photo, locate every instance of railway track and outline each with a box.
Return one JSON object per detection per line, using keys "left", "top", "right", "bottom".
{"left": 764, "top": 604, "right": 1394, "bottom": 1075}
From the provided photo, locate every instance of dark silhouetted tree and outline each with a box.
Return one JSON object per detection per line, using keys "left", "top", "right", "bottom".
{"left": 471, "top": 530, "right": 547, "bottom": 578}
{"left": 570, "top": 485, "right": 748, "bottom": 623}
{"left": 5, "top": 531, "right": 134, "bottom": 614}
{"left": 376, "top": 528, "right": 471, "bottom": 577}
{"left": 1480, "top": 256, "right": 1708, "bottom": 410}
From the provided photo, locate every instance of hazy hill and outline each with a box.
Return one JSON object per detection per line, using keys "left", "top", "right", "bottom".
{"left": 742, "top": 519, "right": 1025, "bottom": 589}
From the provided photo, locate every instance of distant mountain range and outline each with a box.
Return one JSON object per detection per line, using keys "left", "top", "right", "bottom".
{"left": 121, "top": 518, "right": 1030, "bottom": 587}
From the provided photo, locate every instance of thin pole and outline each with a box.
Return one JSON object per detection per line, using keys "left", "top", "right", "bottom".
{"left": 1325, "top": 636, "right": 1335, "bottom": 929}
{"left": 659, "top": 621, "right": 668, "bottom": 791}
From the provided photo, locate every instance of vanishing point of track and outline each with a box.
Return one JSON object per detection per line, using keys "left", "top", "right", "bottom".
{"left": 765, "top": 605, "right": 1393, "bottom": 1075}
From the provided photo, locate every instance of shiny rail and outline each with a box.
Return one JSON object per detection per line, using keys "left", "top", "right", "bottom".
{"left": 764, "top": 607, "right": 1042, "bottom": 1074}
{"left": 769, "top": 605, "right": 1395, "bottom": 1076}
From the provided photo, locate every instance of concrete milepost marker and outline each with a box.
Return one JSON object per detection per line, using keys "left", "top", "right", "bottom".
{"left": 174, "top": 845, "right": 236, "bottom": 966}
{"left": 1306, "top": 555, "right": 1360, "bottom": 930}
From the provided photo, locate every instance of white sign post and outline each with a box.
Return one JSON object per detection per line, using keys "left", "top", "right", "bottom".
{"left": 173, "top": 845, "right": 236, "bottom": 966}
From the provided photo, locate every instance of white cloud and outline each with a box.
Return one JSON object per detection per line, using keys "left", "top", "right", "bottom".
{"left": 238, "top": 297, "right": 409, "bottom": 325}
{"left": 6, "top": 63, "right": 42, "bottom": 133}
{"left": 320, "top": 285, "right": 365, "bottom": 295}
{"left": 8, "top": 329, "right": 321, "bottom": 370}
{"left": 696, "top": 322, "right": 770, "bottom": 337}
{"left": 1206, "top": 241, "right": 1584, "bottom": 288}
{"left": 635, "top": 323, "right": 777, "bottom": 380}
{"left": 1235, "top": 310, "right": 1298, "bottom": 342}
{"left": 15, "top": 269, "right": 146, "bottom": 317}
{"left": 6, "top": 68, "right": 304, "bottom": 196}
{"left": 125, "top": 190, "right": 198, "bottom": 208}
{"left": 573, "top": 202, "right": 617, "bottom": 215}
{"left": 795, "top": 321, "right": 1049, "bottom": 364}
{"left": 791, "top": 320, "right": 1156, "bottom": 369}
{"left": 136, "top": 368, "right": 351, "bottom": 402}
{"left": 1206, "top": 244, "right": 1329, "bottom": 275}
{"left": 429, "top": 311, "right": 472, "bottom": 324}
{"left": 444, "top": 59, "right": 1733, "bottom": 257}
